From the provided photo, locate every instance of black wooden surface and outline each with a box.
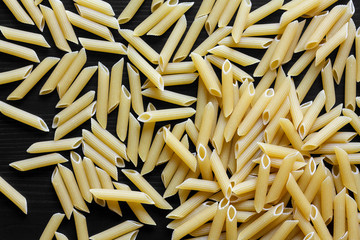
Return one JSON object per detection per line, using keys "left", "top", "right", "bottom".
{"left": 0, "top": 0, "right": 359, "bottom": 239}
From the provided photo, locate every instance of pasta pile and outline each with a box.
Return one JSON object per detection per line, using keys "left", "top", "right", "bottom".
{"left": 1, "top": 0, "right": 360, "bottom": 239}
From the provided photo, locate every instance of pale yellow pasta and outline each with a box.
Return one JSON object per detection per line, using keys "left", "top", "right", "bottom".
{"left": 279, "top": 0, "right": 320, "bottom": 27}
{"left": 90, "top": 221, "right": 143, "bottom": 240}
{"left": 295, "top": 11, "right": 328, "bottom": 53}
{"left": 56, "top": 66, "right": 97, "bottom": 107}
{"left": 76, "top": 4, "right": 118, "bottom": 29}
{"left": 209, "top": 150, "right": 231, "bottom": 197}
{"left": 288, "top": 47, "right": 318, "bottom": 77}
{"left": 286, "top": 173, "right": 312, "bottom": 220}
{"left": 148, "top": 2, "right": 193, "bottom": 36}
{"left": 90, "top": 189, "right": 154, "bottom": 204}
{"left": 208, "top": 198, "right": 229, "bottom": 240}
{"left": 212, "top": 110, "right": 227, "bottom": 154}
{"left": 254, "top": 38, "right": 279, "bottom": 77}
{"left": 114, "top": 230, "right": 139, "bottom": 240}
{"left": 266, "top": 152, "right": 300, "bottom": 203}
{"left": 57, "top": 164, "right": 89, "bottom": 213}
{"left": 246, "top": 0, "right": 283, "bottom": 27}
{"left": 176, "top": 178, "right": 219, "bottom": 193}
{"left": 66, "top": 10, "right": 114, "bottom": 41}
{"left": 254, "top": 154, "right": 271, "bottom": 213}
{"left": 279, "top": 118, "right": 303, "bottom": 151}
{"left": 116, "top": 85, "right": 131, "bottom": 141}
{"left": 334, "top": 147, "right": 358, "bottom": 193}
{"left": 138, "top": 107, "right": 195, "bottom": 123}
{"left": 74, "top": 0, "right": 114, "bottom": 15}
{"left": 333, "top": 188, "right": 347, "bottom": 239}
{"left": 226, "top": 205, "right": 237, "bottom": 240}
{"left": 162, "top": 153, "right": 181, "bottom": 187}
{"left": 310, "top": 205, "right": 332, "bottom": 240}
{"left": 82, "top": 157, "right": 105, "bottom": 206}
{"left": 320, "top": 59, "right": 336, "bottom": 112}
{"left": 95, "top": 167, "right": 122, "bottom": 215}
{"left": 196, "top": 0, "right": 215, "bottom": 18}
{"left": 305, "top": 0, "right": 339, "bottom": 16}
{"left": 194, "top": 79, "right": 207, "bottom": 129}
{"left": 158, "top": 15, "right": 186, "bottom": 71}
{"left": 56, "top": 48, "right": 87, "bottom": 98}
{"left": 263, "top": 77, "right": 290, "bottom": 124}
{"left": 11, "top": 153, "right": 65, "bottom": 171}
{"left": 298, "top": 90, "right": 326, "bottom": 139}
{"left": 138, "top": 103, "right": 156, "bottom": 161}
{"left": 127, "top": 45, "right": 163, "bottom": 90}
{"left": 21, "top": 0, "right": 43, "bottom": 31}
{"left": 303, "top": 160, "right": 327, "bottom": 202}
{"left": 264, "top": 97, "right": 290, "bottom": 144}
{"left": 333, "top": 19, "right": 356, "bottom": 84}
{"left": 26, "top": 137, "right": 81, "bottom": 153}
{"left": 309, "top": 103, "right": 342, "bottom": 133}
{"left": 344, "top": 55, "right": 356, "bottom": 110}
{"left": 207, "top": 55, "right": 253, "bottom": 82}
{"left": 125, "top": 64, "right": 143, "bottom": 115}
{"left": 172, "top": 202, "right": 218, "bottom": 240}
{"left": 0, "top": 39, "right": 39, "bottom": 62}
{"left": 96, "top": 62, "right": 109, "bottom": 129}
{"left": 205, "top": 0, "right": 228, "bottom": 34}
{"left": 258, "top": 143, "right": 298, "bottom": 159}
{"left": 3, "top": 0, "right": 34, "bottom": 25}
{"left": 53, "top": 91, "right": 95, "bottom": 128}
{"left": 193, "top": 26, "right": 232, "bottom": 56}
{"left": 70, "top": 152, "right": 92, "bottom": 203}
{"left": 117, "top": 0, "right": 144, "bottom": 24}
{"left": 0, "top": 26, "right": 49, "bottom": 47}
{"left": 0, "top": 65, "right": 33, "bottom": 85}
{"left": 142, "top": 88, "right": 196, "bottom": 107}
{"left": 237, "top": 203, "right": 284, "bottom": 239}
{"left": 127, "top": 113, "right": 140, "bottom": 167}
{"left": 40, "top": 51, "right": 78, "bottom": 95}
{"left": 173, "top": 15, "right": 207, "bottom": 62}
{"left": 122, "top": 169, "right": 173, "bottom": 210}
{"left": 48, "top": 0, "right": 78, "bottom": 44}
{"left": 208, "top": 45, "right": 260, "bottom": 67}
{"left": 82, "top": 142, "right": 118, "bottom": 180}
{"left": 235, "top": 119, "right": 264, "bottom": 159}
{"left": 303, "top": 116, "right": 352, "bottom": 151}
{"left": 143, "top": 73, "right": 198, "bottom": 89}
{"left": 283, "top": 19, "right": 304, "bottom": 62}
{"left": 305, "top": 5, "right": 346, "bottom": 50}
{"left": 54, "top": 101, "right": 96, "bottom": 140}
{"left": 270, "top": 21, "right": 299, "bottom": 70}
{"left": 163, "top": 161, "right": 189, "bottom": 198}
{"left": 40, "top": 5, "right": 71, "bottom": 52}
{"left": 8, "top": 57, "right": 59, "bottom": 100}
{"left": 113, "top": 182, "right": 156, "bottom": 225}
{"left": 326, "top": 0, "right": 354, "bottom": 40}
{"left": 269, "top": 220, "right": 299, "bottom": 240}
{"left": 0, "top": 101, "right": 49, "bottom": 131}
{"left": 51, "top": 167, "right": 73, "bottom": 219}
{"left": 224, "top": 82, "right": 254, "bottom": 142}
{"left": 356, "top": 27, "right": 360, "bottom": 82}
{"left": 39, "top": 213, "right": 65, "bottom": 240}
{"left": 243, "top": 23, "right": 284, "bottom": 37}
{"left": 238, "top": 88, "right": 274, "bottom": 136}
{"left": 119, "top": 29, "right": 159, "bottom": 64}
{"left": 345, "top": 194, "right": 359, "bottom": 239}
{"left": 82, "top": 129, "right": 123, "bottom": 167}
{"left": 108, "top": 59, "right": 124, "bottom": 113}
{"left": 54, "top": 232, "right": 68, "bottom": 240}
{"left": 133, "top": 0, "right": 177, "bottom": 36}
{"left": 218, "top": 0, "right": 241, "bottom": 27}
{"left": 316, "top": 22, "right": 348, "bottom": 66}
{"left": 219, "top": 36, "right": 273, "bottom": 49}
{"left": 197, "top": 102, "right": 215, "bottom": 148}
{"left": 296, "top": 60, "right": 326, "bottom": 103}
{"left": 79, "top": 38, "right": 126, "bottom": 54}
{"left": 320, "top": 176, "right": 335, "bottom": 225}
{"left": 311, "top": 142, "right": 360, "bottom": 155}
{"left": 72, "top": 210, "right": 88, "bottom": 240}
{"left": 197, "top": 144, "right": 213, "bottom": 181}
{"left": 232, "top": 0, "right": 251, "bottom": 43}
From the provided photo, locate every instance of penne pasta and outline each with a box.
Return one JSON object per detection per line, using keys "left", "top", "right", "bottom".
{"left": 3, "top": 0, "right": 34, "bottom": 25}
{"left": 208, "top": 45, "right": 260, "bottom": 67}
{"left": 205, "top": 0, "right": 228, "bottom": 34}
{"left": 117, "top": 0, "right": 144, "bottom": 24}
{"left": 246, "top": 0, "right": 283, "bottom": 27}
{"left": 0, "top": 39, "right": 39, "bottom": 62}
{"left": 39, "top": 213, "right": 65, "bottom": 240}
{"left": 73, "top": 210, "right": 89, "bottom": 240}
{"left": 48, "top": 0, "right": 78, "bottom": 44}
{"left": 82, "top": 157, "right": 105, "bottom": 206}
{"left": 219, "top": 36, "right": 273, "bottom": 49}
{"left": 90, "top": 221, "right": 143, "bottom": 240}
{"left": 0, "top": 65, "right": 33, "bottom": 85}
{"left": 116, "top": 85, "right": 131, "bottom": 141}
{"left": 0, "top": 25, "right": 49, "bottom": 47}
{"left": 193, "top": 26, "right": 232, "bottom": 56}
{"left": 75, "top": 4, "right": 118, "bottom": 29}
{"left": 127, "top": 113, "right": 140, "bottom": 167}
{"left": 357, "top": 27, "right": 360, "bottom": 82}
{"left": 279, "top": 0, "right": 320, "bottom": 27}
{"left": 56, "top": 66, "right": 98, "bottom": 108}
{"left": 127, "top": 63, "right": 144, "bottom": 115}
{"left": 70, "top": 152, "right": 92, "bottom": 203}
{"left": 335, "top": 147, "right": 357, "bottom": 193}
{"left": 309, "top": 103, "right": 342, "bottom": 133}
{"left": 345, "top": 55, "right": 356, "bottom": 110}
{"left": 96, "top": 62, "right": 109, "bottom": 129}
{"left": 27, "top": 138, "right": 81, "bottom": 153}
{"left": 79, "top": 38, "right": 126, "bottom": 54}
{"left": 20, "top": 0, "right": 44, "bottom": 31}
{"left": 108, "top": 59, "right": 124, "bottom": 113}
{"left": 232, "top": 0, "right": 251, "bottom": 43}
{"left": 138, "top": 107, "right": 195, "bottom": 123}
{"left": 321, "top": 59, "right": 335, "bottom": 112}
{"left": 243, "top": 23, "right": 284, "bottom": 37}
{"left": 66, "top": 10, "right": 114, "bottom": 41}
{"left": 74, "top": 0, "right": 115, "bottom": 16}
{"left": 151, "top": 0, "right": 164, "bottom": 12}
{"left": 0, "top": 101, "right": 48, "bottom": 131}
{"left": 51, "top": 167, "right": 73, "bottom": 219}
{"left": 142, "top": 88, "right": 196, "bottom": 107}
{"left": 253, "top": 38, "right": 279, "bottom": 77}
{"left": 90, "top": 189, "right": 154, "bottom": 204}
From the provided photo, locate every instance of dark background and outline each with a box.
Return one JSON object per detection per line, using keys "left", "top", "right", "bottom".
{"left": 0, "top": 0, "right": 358, "bottom": 239}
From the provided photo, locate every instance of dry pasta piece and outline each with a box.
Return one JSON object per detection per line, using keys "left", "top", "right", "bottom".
{"left": 0, "top": 26, "right": 49, "bottom": 47}
{"left": 108, "top": 59, "right": 124, "bottom": 113}
{"left": 208, "top": 198, "right": 229, "bottom": 240}
{"left": 83, "top": 157, "right": 105, "bottom": 206}
{"left": 0, "top": 175, "right": 27, "bottom": 214}
{"left": 70, "top": 152, "right": 92, "bottom": 203}
{"left": 138, "top": 107, "right": 195, "bottom": 123}
{"left": 0, "top": 65, "right": 33, "bottom": 85}
{"left": 90, "top": 221, "right": 143, "bottom": 240}
{"left": 51, "top": 167, "right": 73, "bottom": 219}
{"left": 0, "top": 39, "right": 39, "bottom": 62}
{"left": 208, "top": 45, "right": 260, "bottom": 67}
{"left": 127, "top": 113, "right": 140, "bottom": 167}
{"left": 49, "top": 0, "right": 78, "bottom": 44}
{"left": 116, "top": 85, "right": 131, "bottom": 142}
{"left": 9, "top": 153, "right": 68, "bottom": 171}
{"left": 26, "top": 137, "right": 82, "bottom": 153}
{"left": 79, "top": 38, "right": 127, "bottom": 54}
{"left": 21, "top": 0, "right": 44, "bottom": 31}
{"left": 73, "top": 210, "right": 88, "bottom": 240}
{"left": 321, "top": 59, "right": 335, "bottom": 112}
{"left": 75, "top": 4, "right": 119, "bottom": 29}
{"left": 74, "top": 0, "right": 115, "bottom": 16}
{"left": 8, "top": 56, "right": 59, "bottom": 100}
{"left": 117, "top": 0, "right": 144, "bottom": 24}
{"left": 205, "top": 0, "right": 228, "bottom": 34}
{"left": 3, "top": 0, "right": 34, "bottom": 25}
{"left": 345, "top": 55, "right": 357, "bottom": 110}
{"left": 193, "top": 26, "right": 232, "bottom": 56}
{"left": 0, "top": 101, "right": 49, "bottom": 132}
{"left": 279, "top": 0, "right": 320, "bottom": 28}
{"left": 39, "top": 213, "right": 65, "bottom": 240}
{"left": 127, "top": 63, "right": 144, "bottom": 115}
{"left": 96, "top": 62, "right": 109, "bottom": 129}
{"left": 232, "top": 0, "right": 251, "bottom": 43}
